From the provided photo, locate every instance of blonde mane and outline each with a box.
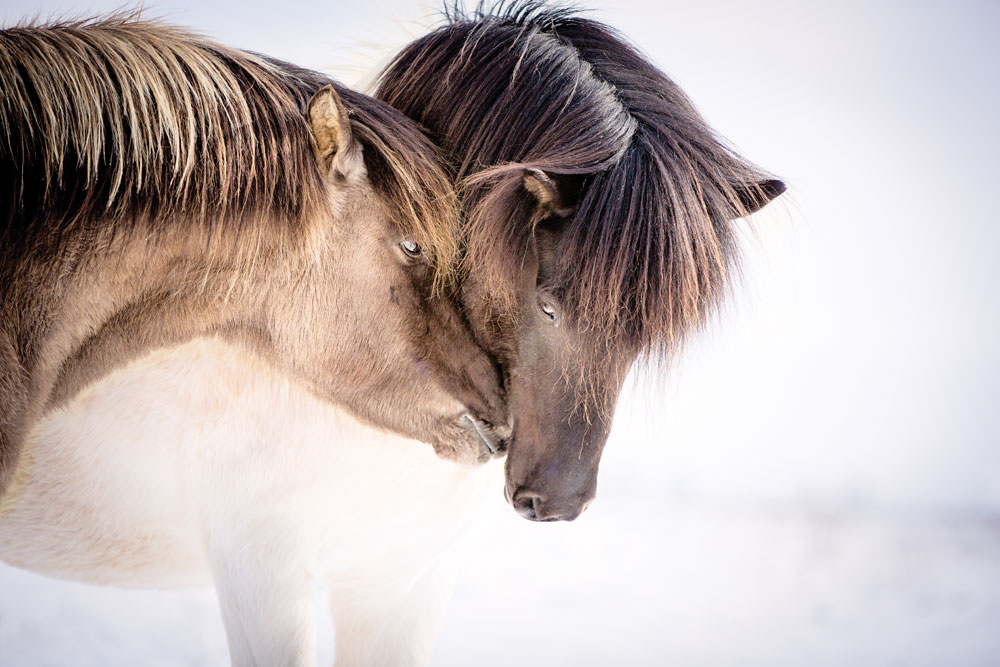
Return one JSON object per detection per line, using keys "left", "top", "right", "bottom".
{"left": 0, "top": 14, "right": 458, "bottom": 276}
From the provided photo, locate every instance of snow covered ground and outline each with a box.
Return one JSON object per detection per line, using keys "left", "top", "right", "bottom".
{"left": 439, "top": 501, "right": 1000, "bottom": 666}
{"left": 2, "top": 496, "right": 999, "bottom": 666}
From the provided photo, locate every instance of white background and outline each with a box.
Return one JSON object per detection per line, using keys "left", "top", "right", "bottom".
{"left": 1, "top": 1, "right": 997, "bottom": 665}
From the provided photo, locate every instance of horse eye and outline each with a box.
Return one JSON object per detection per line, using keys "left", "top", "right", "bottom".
{"left": 399, "top": 239, "right": 422, "bottom": 257}
{"left": 538, "top": 296, "right": 558, "bottom": 322}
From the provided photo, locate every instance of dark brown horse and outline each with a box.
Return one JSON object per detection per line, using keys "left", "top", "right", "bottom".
{"left": 376, "top": 1, "right": 785, "bottom": 520}
{"left": 0, "top": 16, "right": 508, "bottom": 499}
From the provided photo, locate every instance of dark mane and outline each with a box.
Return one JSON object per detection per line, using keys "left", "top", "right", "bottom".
{"left": 376, "top": 1, "right": 780, "bottom": 358}
{"left": 0, "top": 14, "right": 457, "bottom": 273}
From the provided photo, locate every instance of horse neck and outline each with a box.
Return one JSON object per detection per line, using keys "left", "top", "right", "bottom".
{"left": 29, "top": 217, "right": 311, "bottom": 414}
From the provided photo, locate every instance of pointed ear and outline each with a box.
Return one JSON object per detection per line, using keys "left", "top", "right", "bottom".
{"left": 735, "top": 178, "right": 786, "bottom": 215}
{"left": 523, "top": 168, "right": 575, "bottom": 219}
{"left": 308, "top": 85, "right": 361, "bottom": 178}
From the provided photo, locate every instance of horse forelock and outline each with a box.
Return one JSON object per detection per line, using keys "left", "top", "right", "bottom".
{"left": 376, "top": 0, "right": 780, "bottom": 364}
{"left": 0, "top": 14, "right": 458, "bottom": 282}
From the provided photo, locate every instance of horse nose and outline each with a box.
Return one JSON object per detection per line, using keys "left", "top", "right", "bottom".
{"left": 507, "top": 488, "right": 587, "bottom": 522}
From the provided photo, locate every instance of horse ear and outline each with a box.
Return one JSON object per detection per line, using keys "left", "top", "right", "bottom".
{"left": 735, "top": 178, "right": 786, "bottom": 215}
{"left": 308, "top": 85, "right": 361, "bottom": 178}
{"left": 523, "top": 168, "right": 575, "bottom": 219}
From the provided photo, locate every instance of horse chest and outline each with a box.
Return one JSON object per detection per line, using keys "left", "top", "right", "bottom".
{"left": 0, "top": 339, "right": 499, "bottom": 588}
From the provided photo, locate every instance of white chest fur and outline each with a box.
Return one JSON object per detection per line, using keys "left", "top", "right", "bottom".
{"left": 0, "top": 338, "right": 501, "bottom": 665}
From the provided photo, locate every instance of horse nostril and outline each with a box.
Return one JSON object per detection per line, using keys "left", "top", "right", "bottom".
{"left": 511, "top": 493, "right": 540, "bottom": 520}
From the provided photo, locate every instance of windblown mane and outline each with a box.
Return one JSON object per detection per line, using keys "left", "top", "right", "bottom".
{"left": 376, "top": 1, "right": 781, "bottom": 358}
{"left": 0, "top": 14, "right": 457, "bottom": 274}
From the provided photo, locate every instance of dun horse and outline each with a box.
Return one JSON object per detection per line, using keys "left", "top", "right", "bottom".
{"left": 0, "top": 16, "right": 516, "bottom": 666}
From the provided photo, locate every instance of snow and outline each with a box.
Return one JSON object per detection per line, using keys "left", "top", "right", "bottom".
{"left": 438, "top": 500, "right": 1000, "bottom": 666}
{"left": 3, "top": 498, "right": 999, "bottom": 665}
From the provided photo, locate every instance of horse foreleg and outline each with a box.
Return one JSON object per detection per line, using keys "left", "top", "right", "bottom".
{"left": 329, "top": 552, "right": 458, "bottom": 667}
{"left": 209, "top": 524, "right": 317, "bottom": 667}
